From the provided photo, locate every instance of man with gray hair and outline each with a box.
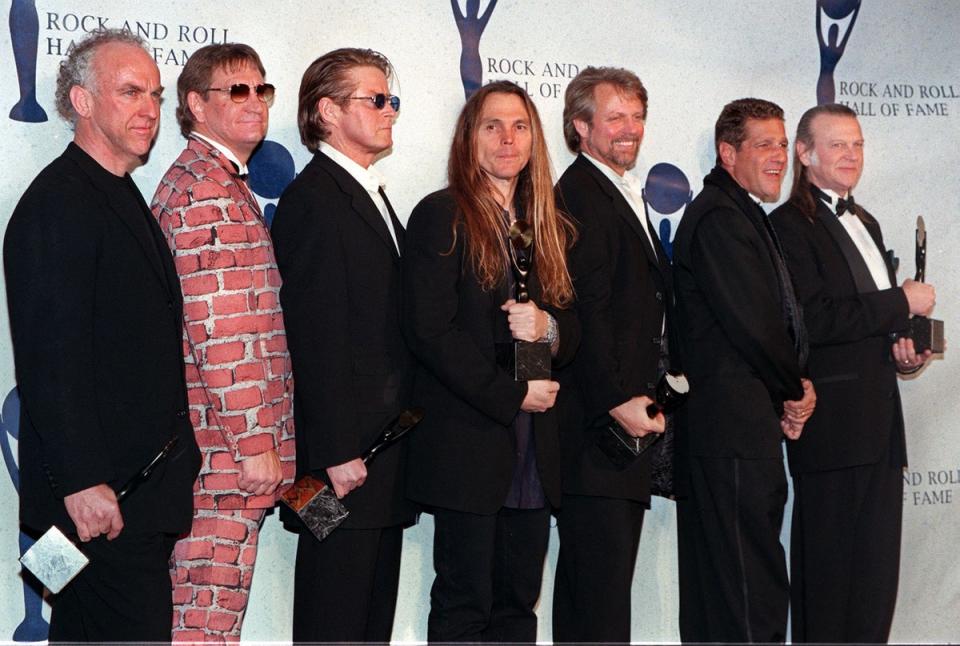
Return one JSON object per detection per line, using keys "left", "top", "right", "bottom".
{"left": 4, "top": 29, "right": 200, "bottom": 641}
{"left": 553, "top": 65, "right": 671, "bottom": 642}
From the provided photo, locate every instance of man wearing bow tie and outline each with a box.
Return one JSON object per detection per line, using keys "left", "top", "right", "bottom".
{"left": 770, "top": 103, "right": 936, "bottom": 643}
{"left": 271, "top": 48, "right": 414, "bottom": 642}
{"left": 151, "top": 43, "right": 295, "bottom": 641}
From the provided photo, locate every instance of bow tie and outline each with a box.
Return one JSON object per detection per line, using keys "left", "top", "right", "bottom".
{"left": 836, "top": 194, "right": 856, "bottom": 217}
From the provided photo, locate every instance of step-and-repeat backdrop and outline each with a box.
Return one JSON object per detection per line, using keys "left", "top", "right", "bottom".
{"left": 1, "top": 1, "right": 957, "bottom": 642}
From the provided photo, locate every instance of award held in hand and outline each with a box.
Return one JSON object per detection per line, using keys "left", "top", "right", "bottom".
{"left": 281, "top": 408, "right": 425, "bottom": 542}
{"left": 496, "top": 219, "right": 551, "bottom": 380}
{"left": 899, "top": 216, "right": 944, "bottom": 353}
{"left": 595, "top": 371, "right": 690, "bottom": 470}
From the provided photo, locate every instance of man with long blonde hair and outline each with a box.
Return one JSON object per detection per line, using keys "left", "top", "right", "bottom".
{"left": 403, "top": 80, "right": 578, "bottom": 642}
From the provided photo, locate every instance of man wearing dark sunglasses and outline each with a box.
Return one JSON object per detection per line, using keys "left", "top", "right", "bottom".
{"left": 150, "top": 43, "right": 295, "bottom": 642}
{"left": 272, "top": 48, "right": 412, "bottom": 643}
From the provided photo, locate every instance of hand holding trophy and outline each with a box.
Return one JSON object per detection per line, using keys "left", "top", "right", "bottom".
{"left": 496, "top": 218, "right": 552, "bottom": 380}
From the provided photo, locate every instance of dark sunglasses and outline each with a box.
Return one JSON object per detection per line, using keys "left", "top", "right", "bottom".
{"left": 203, "top": 83, "right": 275, "bottom": 106}
{"left": 347, "top": 93, "right": 400, "bottom": 111}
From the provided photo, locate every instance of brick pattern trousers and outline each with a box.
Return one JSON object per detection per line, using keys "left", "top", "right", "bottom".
{"left": 170, "top": 508, "right": 266, "bottom": 643}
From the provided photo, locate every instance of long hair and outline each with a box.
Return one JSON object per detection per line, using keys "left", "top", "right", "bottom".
{"left": 447, "top": 81, "right": 575, "bottom": 308}
{"left": 788, "top": 103, "right": 860, "bottom": 221}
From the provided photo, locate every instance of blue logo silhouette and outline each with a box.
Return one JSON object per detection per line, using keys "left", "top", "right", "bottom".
{"left": 9, "top": 0, "right": 48, "bottom": 122}
{"left": 641, "top": 163, "right": 692, "bottom": 261}
{"left": 816, "top": 0, "right": 861, "bottom": 105}
{"left": 248, "top": 140, "right": 296, "bottom": 228}
{"left": 1, "top": 387, "right": 50, "bottom": 642}
{"left": 452, "top": 0, "right": 499, "bottom": 100}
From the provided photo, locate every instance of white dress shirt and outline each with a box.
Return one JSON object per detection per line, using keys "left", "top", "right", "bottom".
{"left": 818, "top": 188, "right": 891, "bottom": 290}
{"left": 319, "top": 141, "right": 399, "bottom": 253}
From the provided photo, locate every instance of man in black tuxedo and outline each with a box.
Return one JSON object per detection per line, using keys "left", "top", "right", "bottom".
{"left": 4, "top": 29, "right": 200, "bottom": 642}
{"left": 552, "top": 66, "right": 670, "bottom": 643}
{"left": 672, "top": 98, "right": 816, "bottom": 643}
{"left": 770, "top": 104, "right": 936, "bottom": 643}
{"left": 271, "top": 48, "right": 413, "bottom": 642}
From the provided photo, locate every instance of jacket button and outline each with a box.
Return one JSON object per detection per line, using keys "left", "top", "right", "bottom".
{"left": 646, "top": 382, "right": 656, "bottom": 390}
{"left": 176, "top": 409, "right": 188, "bottom": 418}
{"left": 655, "top": 291, "right": 663, "bottom": 302}
{"left": 167, "top": 300, "right": 174, "bottom": 310}
{"left": 651, "top": 336, "right": 661, "bottom": 345}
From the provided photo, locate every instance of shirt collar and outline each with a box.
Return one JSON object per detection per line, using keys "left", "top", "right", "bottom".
{"left": 582, "top": 151, "right": 643, "bottom": 193}
{"left": 190, "top": 132, "right": 249, "bottom": 175}
{"left": 319, "top": 141, "right": 386, "bottom": 194}
{"left": 813, "top": 185, "right": 845, "bottom": 205}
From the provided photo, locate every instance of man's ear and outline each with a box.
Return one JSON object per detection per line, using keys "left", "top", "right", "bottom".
{"left": 718, "top": 140, "right": 737, "bottom": 169}
{"left": 318, "top": 97, "right": 340, "bottom": 129}
{"left": 572, "top": 118, "right": 590, "bottom": 143}
{"left": 187, "top": 91, "right": 207, "bottom": 125}
{"left": 69, "top": 85, "right": 92, "bottom": 119}
{"left": 796, "top": 140, "right": 813, "bottom": 167}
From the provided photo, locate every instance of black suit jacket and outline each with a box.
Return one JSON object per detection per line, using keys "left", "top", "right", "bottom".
{"left": 770, "top": 192, "right": 909, "bottom": 473}
{"left": 672, "top": 167, "right": 804, "bottom": 461}
{"left": 402, "top": 189, "right": 579, "bottom": 514}
{"left": 271, "top": 150, "right": 414, "bottom": 529}
{"left": 554, "top": 154, "right": 672, "bottom": 503}
{"left": 4, "top": 143, "right": 200, "bottom": 535}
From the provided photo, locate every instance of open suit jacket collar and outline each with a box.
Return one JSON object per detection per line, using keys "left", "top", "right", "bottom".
{"left": 310, "top": 149, "right": 403, "bottom": 264}
{"left": 572, "top": 153, "right": 667, "bottom": 279}
{"left": 64, "top": 142, "right": 175, "bottom": 297}
{"left": 810, "top": 189, "right": 897, "bottom": 289}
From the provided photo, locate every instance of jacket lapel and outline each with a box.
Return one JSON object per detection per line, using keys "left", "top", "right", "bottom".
{"left": 813, "top": 197, "right": 879, "bottom": 293}
{"left": 575, "top": 154, "right": 664, "bottom": 278}
{"left": 315, "top": 151, "right": 400, "bottom": 264}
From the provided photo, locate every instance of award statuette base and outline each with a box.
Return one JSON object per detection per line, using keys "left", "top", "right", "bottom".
{"left": 903, "top": 316, "right": 945, "bottom": 354}
{"left": 496, "top": 341, "right": 551, "bottom": 381}
{"left": 595, "top": 419, "right": 662, "bottom": 470}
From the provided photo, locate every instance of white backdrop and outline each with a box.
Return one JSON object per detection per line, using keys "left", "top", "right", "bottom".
{"left": 1, "top": 1, "right": 957, "bottom": 642}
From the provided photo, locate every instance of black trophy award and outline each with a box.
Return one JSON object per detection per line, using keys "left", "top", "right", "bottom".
{"left": 496, "top": 219, "right": 551, "bottom": 380}
{"left": 899, "top": 216, "right": 944, "bottom": 353}
{"left": 281, "top": 408, "right": 425, "bottom": 541}
{"left": 595, "top": 370, "right": 690, "bottom": 470}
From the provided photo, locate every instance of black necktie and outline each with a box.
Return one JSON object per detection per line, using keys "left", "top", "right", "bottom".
{"left": 836, "top": 194, "right": 856, "bottom": 216}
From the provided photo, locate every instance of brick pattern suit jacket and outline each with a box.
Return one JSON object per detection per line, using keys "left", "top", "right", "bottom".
{"left": 151, "top": 136, "right": 295, "bottom": 510}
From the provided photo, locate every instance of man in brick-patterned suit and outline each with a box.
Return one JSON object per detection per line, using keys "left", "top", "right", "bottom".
{"left": 150, "top": 44, "right": 294, "bottom": 642}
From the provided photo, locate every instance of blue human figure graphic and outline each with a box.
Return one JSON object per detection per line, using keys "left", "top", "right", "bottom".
{"left": 9, "top": 0, "right": 48, "bottom": 122}
{"left": 816, "top": 0, "right": 861, "bottom": 105}
{"left": 0, "top": 387, "right": 49, "bottom": 642}
{"left": 451, "top": 0, "right": 498, "bottom": 100}
{"left": 248, "top": 140, "right": 296, "bottom": 228}
{"left": 642, "top": 162, "right": 692, "bottom": 261}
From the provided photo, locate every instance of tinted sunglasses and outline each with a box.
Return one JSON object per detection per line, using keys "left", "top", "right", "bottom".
{"left": 347, "top": 93, "right": 401, "bottom": 111}
{"left": 203, "top": 83, "right": 275, "bottom": 106}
